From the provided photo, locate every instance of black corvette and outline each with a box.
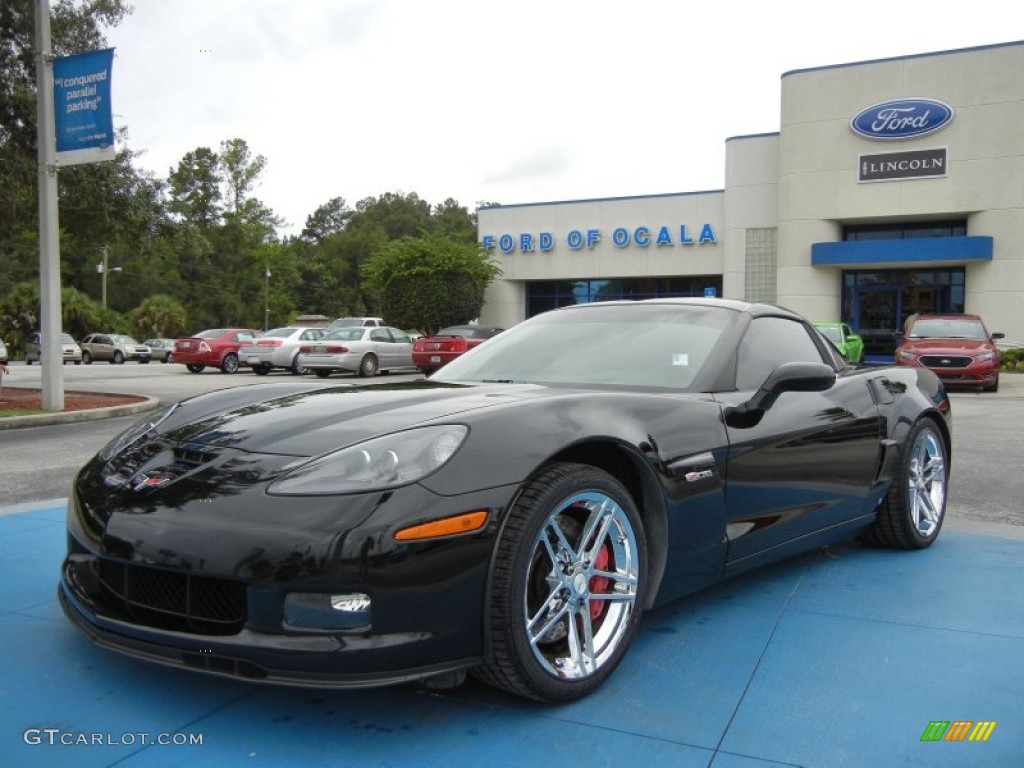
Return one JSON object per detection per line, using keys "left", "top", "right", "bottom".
{"left": 60, "top": 299, "right": 952, "bottom": 702}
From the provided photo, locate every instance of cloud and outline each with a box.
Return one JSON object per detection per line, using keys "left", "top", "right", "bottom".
{"left": 483, "top": 147, "right": 575, "bottom": 184}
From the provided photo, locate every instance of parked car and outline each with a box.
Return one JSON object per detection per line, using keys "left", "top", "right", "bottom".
{"left": 413, "top": 325, "right": 504, "bottom": 374}
{"left": 297, "top": 325, "right": 415, "bottom": 377}
{"left": 896, "top": 313, "right": 1003, "bottom": 392}
{"left": 60, "top": 299, "right": 952, "bottom": 702}
{"left": 0, "top": 337, "right": 7, "bottom": 365}
{"left": 173, "top": 328, "right": 260, "bottom": 374}
{"left": 238, "top": 326, "right": 328, "bottom": 375}
{"left": 80, "top": 333, "right": 150, "bottom": 365}
{"left": 143, "top": 338, "right": 176, "bottom": 363}
{"left": 327, "top": 316, "right": 386, "bottom": 330}
{"left": 813, "top": 321, "right": 864, "bottom": 364}
{"left": 24, "top": 331, "right": 83, "bottom": 365}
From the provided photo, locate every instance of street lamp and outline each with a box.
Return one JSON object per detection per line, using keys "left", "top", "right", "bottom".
{"left": 96, "top": 246, "right": 122, "bottom": 308}
{"left": 264, "top": 266, "right": 271, "bottom": 331}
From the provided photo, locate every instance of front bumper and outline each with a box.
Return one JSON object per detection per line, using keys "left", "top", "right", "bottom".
{"left": 60, "top": 469, "right": 515, "bottom": 688}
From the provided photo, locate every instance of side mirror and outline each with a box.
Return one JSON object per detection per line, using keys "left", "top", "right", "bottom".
{"left": 992, "top": 332, "right": 1005, "bottom": 340}
{"left": 725, "top": 362, "right": 837, "bottom": 429}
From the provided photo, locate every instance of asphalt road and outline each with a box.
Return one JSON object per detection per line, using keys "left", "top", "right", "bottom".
{"left": 1, "top": 362, "right": 1021, "bottom": 529}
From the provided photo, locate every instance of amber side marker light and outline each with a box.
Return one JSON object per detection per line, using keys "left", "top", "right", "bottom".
{"left": 394, "top": 511, "right": 488, "bottom": 542}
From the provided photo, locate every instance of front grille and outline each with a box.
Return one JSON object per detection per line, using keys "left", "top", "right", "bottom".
{"left": 920, "top": 355, "right": 972, "bottom": 368}
{"left": 98, "top": 560, "right": 246, "bottom": 635}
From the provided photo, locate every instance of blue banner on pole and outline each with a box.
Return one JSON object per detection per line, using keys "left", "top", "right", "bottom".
{"left": 53, "top": 48, "right": 115, "bottom": 165}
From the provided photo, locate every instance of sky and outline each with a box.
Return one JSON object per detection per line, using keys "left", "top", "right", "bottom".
{"left": 102, "top": 0, "right": 1019, "bottom": 236}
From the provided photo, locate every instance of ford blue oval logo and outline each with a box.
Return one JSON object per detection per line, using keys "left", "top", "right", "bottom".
{"left": 850, "top": 98, "right": 955, "bottom": 140}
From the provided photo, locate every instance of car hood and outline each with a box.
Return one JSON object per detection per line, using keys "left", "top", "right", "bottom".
{"left": 156, "top": 381, "right": 568, "bottom": 458}
{"left": 904, "top": 339, "right": 991, "bottom": 354}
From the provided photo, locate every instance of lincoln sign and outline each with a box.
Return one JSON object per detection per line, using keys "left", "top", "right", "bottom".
{"left": 859, "top": 148, "right": 947, "bottom": 182}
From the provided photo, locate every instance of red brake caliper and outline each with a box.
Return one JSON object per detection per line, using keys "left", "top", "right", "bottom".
{"left": 588, "top": 544, "right": 611, "bottom": 621}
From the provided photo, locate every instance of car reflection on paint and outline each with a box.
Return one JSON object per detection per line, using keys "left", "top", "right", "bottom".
{"left": 59, "top": 299, "right": 952, "bottom": 703}
{"left": 297, "top": 325, "right": 417, "bottom": 378}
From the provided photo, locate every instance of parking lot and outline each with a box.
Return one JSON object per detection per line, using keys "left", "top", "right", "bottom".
{"left": 0, "top": 366, "right": 1021, "bottom": 766}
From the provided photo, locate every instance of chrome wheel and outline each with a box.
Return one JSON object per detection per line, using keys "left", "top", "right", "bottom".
{"left": 907, "top": 428, "right": 945, "bottom": 538}
{"left": 863, "top": 419, "right": 947, "bottom": 550}
{"left": 524, "top": 491, "right": 640, "bottom": 680}
{"left": 477, "top": 462, "right": 646, "bottom": 701}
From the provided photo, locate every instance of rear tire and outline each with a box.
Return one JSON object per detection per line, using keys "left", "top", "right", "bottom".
{"left": 314, "top": 369, "right": 332, "bottom": 378}
{"left": 357, "top": 354, "right": 378, "bottom": 378}
{"left": 476, "top": 462, "right": 647, "bottom": 702}
{"left": 862, "top": 419, "right": 947, "bottom": 549}
{"left": 291, "top": 356, "right": 308, "bottom": 376}
{"left": 253, "top": 364, "right": 271, "bottom": 375}
{"left": 26, "top": 358, "right": 33, "bottom": 365}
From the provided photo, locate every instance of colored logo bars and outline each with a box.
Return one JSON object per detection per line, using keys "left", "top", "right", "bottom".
{"left": 920, "top": 721, "right": 997, "bottom": 742}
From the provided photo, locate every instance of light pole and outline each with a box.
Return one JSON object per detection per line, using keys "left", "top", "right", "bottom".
{"left": 264, "top": 265, "right": 271, "bottom": 331}
{"left": 96, "top": 246, "right": 122, "bottom": 308}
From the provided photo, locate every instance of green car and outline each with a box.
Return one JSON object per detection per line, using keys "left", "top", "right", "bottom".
{"left": 813, "top": 321, "right": 864, "bottom": 364}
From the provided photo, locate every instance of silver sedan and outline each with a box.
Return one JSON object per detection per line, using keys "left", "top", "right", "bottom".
{"left": 238, "top": 326, "right": 327, "bottom": 375}
{"left": 297, "top": 326, "right": 417, "bottom": 377}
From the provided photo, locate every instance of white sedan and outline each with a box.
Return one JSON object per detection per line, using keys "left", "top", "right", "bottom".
{"left": 238, "top": 326, "right": 327, "bottom": 375}
{"left": 297, "top": 326, "right": 417, "bottom": 377}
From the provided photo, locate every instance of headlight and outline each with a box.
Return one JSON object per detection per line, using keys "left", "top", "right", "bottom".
{"left": 99, "top": 403, "right": 178, "bottom": 461}
{"left": 267, "top": 425, "right": 469, "bottom": 496}
{"left": 975, "top": 351, "right": 995, "bottom": 362}
{"left": 898, "top": 349, "right": 917, "bottom": 361}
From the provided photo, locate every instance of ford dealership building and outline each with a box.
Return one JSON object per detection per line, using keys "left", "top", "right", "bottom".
{"left": 477, "top": 40, "right": 1023, "bottom": 359}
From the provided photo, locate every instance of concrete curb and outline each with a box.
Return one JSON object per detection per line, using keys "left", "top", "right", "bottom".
{"left": 0, "top": 394, "right": 160, "bottom": 430}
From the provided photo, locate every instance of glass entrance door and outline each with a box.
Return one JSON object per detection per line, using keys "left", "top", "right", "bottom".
{"left": 854, "top": 285, "right": 901, "bottom": 359}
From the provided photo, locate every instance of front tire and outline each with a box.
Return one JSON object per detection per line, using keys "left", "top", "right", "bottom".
{"left": 253, "top": 364, "right": 271, "bottom": 376}
{"left": 186, "top": 363, "right": 205, "bottom": 373}
{"left": 112, "top": 351, "right": 124, "bottom": 365}
{"left": 984, "top": 375, "right": 999, "bottom": 393}
{"left": 314, "top": 369, "right": 332, "bottom": 378}
{"left": 357, "top": 354, "right": 378, "bottom": 378}
{"left": 82, "top": 351, "right": 92, "bottom": 365}
{"left": 863, "top": 419, "right": 948, "bottom": 549}
{"left": 220, "top": 353, "right": 239, "bottom": 374}
{"left": 478, "top": 462, "right": 647, "bottom": 702}
{"left": 291, "top": 356, "right": 308, "bottom": 376}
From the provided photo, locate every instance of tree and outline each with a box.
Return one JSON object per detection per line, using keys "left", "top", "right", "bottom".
{"left": 168, "top": 147, "right": 221, "bottom": 225}
{"left": 130, "top": 294, "right": 187, "bottom": 338}
{"left": 363, "top": 235, "right": 501, "bottom": 334}
{"left": 219, "top": 138, "right": 268, "bottom": 217}
{"left": 300, "top": 197, "right": 349, "bottom": 243}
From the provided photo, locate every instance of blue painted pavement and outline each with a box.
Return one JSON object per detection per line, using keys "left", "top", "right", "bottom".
{"left": 1, "top": 503, "right": 1020, "bottom": 767}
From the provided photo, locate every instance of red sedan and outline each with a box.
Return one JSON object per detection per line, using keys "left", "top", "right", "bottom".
{"left": 896, "top": 314, "right": 1004, "bottom": 392}
{"left": 412, "top": 325, "right": 503, "bottom": 375}
{"left": 174, "top": 328, "right": 261, "bottom": 374}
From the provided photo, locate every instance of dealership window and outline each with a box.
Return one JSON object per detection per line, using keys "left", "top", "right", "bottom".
{"left": 744, "top": 228, "right": 777, "bottom": 303}
{"left": 843, "top": 220, "right": 966, "bottom": 241}
{"left": 841, "top": 268, "right": 965, "bottom": 359}
{"left": 526, "top": 277, "right": 722, "bottom": 318}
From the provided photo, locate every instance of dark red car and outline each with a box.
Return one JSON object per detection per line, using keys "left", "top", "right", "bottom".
{"left": 174, "top": 328, "right": 260, "bottom": 374}
{"left": 412, "top": 325, "right": 503, "bottom": 375}
{"left": 896, "top": 314, "right": 1004, "bottom": 392}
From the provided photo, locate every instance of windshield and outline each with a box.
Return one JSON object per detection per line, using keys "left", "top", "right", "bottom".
{"left": 60, "top": 333, "right": 76, "bottom": 344}
{"left": 908, "top": 318, "right": 987, "bottom": 340}
{"left": 817, "top": 325, "right": 843, "bottom": 343}
{"left": 112, "top": 335, "right": 139, "bottom": 345}
{"left": 434, "top": 303, "right": 732, "bottom": 390}
{"left": 324, "top": 327, "right": 365, "bottom": 341}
